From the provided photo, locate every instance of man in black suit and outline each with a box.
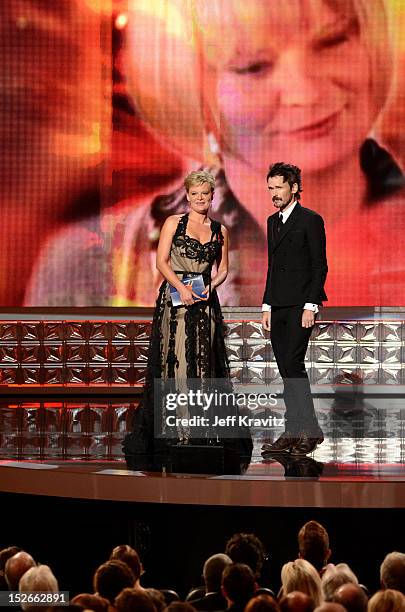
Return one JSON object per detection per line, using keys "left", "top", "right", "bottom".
{"left": 190, "top": 553, "right": 232, "bottom": 611}
{"left": 261, "top": 162, "right": 327, "bottom": 455}
{"left": 221, "top": 564, "right": 256, "bottom": 612}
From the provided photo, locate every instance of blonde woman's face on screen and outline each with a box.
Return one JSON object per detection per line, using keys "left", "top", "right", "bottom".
{"left": 213, "top": 0, "right": 372, "bottom": 175}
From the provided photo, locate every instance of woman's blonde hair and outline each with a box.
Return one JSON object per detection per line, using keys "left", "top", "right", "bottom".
{"left": 125, "top": 0, "right": 392, "bottom": 161}
{"left": 184, "top": 170, "right": 215, "bottom": 192}
{"left": 281, "top": 559, "right": 323, "bottom": 607}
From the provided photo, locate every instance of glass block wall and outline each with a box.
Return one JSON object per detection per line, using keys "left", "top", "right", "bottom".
{"left": 0, "top": 320, "right": 404, "bottom": 387}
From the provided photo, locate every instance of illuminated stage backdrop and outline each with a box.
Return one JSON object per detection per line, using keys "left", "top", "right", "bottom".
{"left": 1, "top": 0, "right": 404, "bottom": 307}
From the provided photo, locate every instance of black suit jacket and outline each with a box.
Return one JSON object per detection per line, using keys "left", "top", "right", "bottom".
{"left": 262, "top": 202, "right": 328, "bottom": 306}
{"left": 191, "top": 592, "right": 227, "bottom": 611}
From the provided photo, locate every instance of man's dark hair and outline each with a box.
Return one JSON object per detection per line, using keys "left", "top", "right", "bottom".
{"left": 71, "top": 593, "right": 110, "bottom": 612}
{"left": 266, "top": 163, "right": 302, "bottom": 200}
{"left": 110, "top": 544, "right": 142, "bottom": 581}
{"left": 145, "top": 588, "right": 167, "bottom": 612}
{"left": 298, "top": 521, "right": 330, "bottom": 571}
{"left": 246, "top": 594, "right": 280, "bottom": 612}
{"left": 167, "top": 603, "right": 196, "bottom": 612}
{"left": 225, "top": 533, "right": 267, "bottom": 579}
{"left": 222, "top": 563, "right": 256, "bottom": 604}
{"left": 93, "top": 560, "right": 135, "bottom": 604}
{"left": 115, "top": 588, "right": 157, "bottom": 612}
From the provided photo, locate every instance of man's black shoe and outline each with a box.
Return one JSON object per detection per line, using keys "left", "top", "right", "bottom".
{"left": 261, "top": 432, "right": 299, "bottom": 454}
{"left": 262, "top": 453, "right": 324, "bottom": 478}
{"left": 290, "top": 433, "right": 324, "bottom": 456}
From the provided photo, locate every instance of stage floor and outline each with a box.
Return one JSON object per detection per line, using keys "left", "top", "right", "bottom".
{"left": 1, "top": 396, "right": 404, "bottom": 509}
{"left": 1, "top": 435, "right": 404, "bottom": 509}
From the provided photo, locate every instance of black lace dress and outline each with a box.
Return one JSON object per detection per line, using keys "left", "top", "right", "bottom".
{"left": 123, "top": 213, "right": 252, "bottom": 459}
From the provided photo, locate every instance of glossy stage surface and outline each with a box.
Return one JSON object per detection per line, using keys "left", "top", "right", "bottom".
{"left": 1, "top": 436, "right": 404, "bottom": 509}
{"left": 1, "top": 392, "right": 404, "bottom": 509}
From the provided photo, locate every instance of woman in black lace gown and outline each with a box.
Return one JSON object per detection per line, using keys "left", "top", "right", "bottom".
{"left": 123, "top": 170, "right": 252, "bottom": 460}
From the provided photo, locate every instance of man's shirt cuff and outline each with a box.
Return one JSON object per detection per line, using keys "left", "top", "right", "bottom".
{"left": 304, "top": 303, "right": 319, "bottom": 313}
{"left": 262, "top": 303, "right": 319, "bottom": 313}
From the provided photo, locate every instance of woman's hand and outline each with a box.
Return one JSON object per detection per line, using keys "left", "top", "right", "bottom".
{"left": 200, "top": 286, "right": 210, "bottom": 299}
{"left": 179, "top": 284, "right": 201, "bottom": 306}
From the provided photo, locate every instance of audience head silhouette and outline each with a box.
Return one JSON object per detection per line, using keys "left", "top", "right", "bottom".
{"left": 298, "top": 521, "right": 331, "bottom": 573}
{"left": 380, "top": 552, "right": 405, "bottom": 594}
{"left": 279, "top": 590, "right": 314, "bottom": 612}
{"left": 93, "top": 560, "right": 135, "bottom": 604}
{"left": 225, "top": 533, "right": 267, "bottom": 580}
{"left": 332, "top": 583, "right": 368, "bottom": 612}
{"left": 71, "top": 593, "right": 110, "bottom": 612}
{"left": 321, "top": 563, "right": 359, "bottom": 601}
{"left": 115, "top": 588, "right": 157, "bottom": 612}
{"left": 368, "top": 588, "right": 405, "bottom": 612}
{"left": 110, "top": 544, "right": 143, "bottom": 583}
{"left": 203, "top": 553, "right": 232, "bottom": 593}
{"left": 281, "top": 559, "right": 323, "bottom": 607}
{"left": 19, "top": 565, "right": 59, "bottom": 611}
{"left": 5, "top": 551, "right": 36, "bottom": 591}
{"left": 222, "top": 563, "right": 256, "bottom": 608}
{"left": 313, "top": 604, "right": 347, "bottom": 612}
{"left": 245, "top": 594, "right": 280, "bottom": 612}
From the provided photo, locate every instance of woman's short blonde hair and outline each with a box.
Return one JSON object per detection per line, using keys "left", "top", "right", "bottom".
{"left": 184, "top": 170, "right": 215, "bottom": 192}
{"left": 126, "top": 0, "right": 393, "bottom": 161}
{"left": 281, "top": 559, "right": 323, "bottom": 607}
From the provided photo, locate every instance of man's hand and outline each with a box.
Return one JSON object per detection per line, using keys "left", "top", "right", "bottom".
{"left": 302, "top": 308, "right": 315, "bottom": 328}
{"left": 262, "top": 311, "right": 271, "bottom": 332}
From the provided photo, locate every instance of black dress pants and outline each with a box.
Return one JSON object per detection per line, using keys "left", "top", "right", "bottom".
{"left": 270, "top": 305, "right": 322, "bottom": 436}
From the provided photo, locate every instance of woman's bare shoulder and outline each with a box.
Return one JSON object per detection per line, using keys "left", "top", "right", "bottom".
{"left": 162, "top": 213, "right": 183, "bottom": 229}
{"left": 166, "top": 213, "right": 184, "bottom": 222}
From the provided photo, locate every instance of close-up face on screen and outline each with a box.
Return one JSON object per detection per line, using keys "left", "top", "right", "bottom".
{"left": 1, "top": 0, "right": 404, "bottom": 308}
